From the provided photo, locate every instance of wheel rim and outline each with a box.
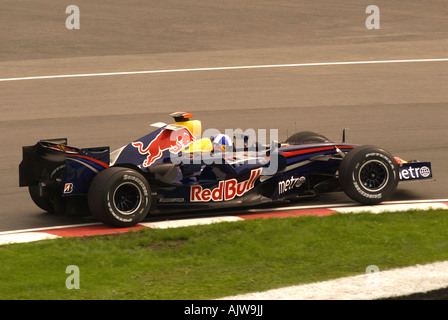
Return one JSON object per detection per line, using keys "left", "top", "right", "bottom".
{"left": 112, "top": 182, "right": 142, "bottom": 215}
{"left": 358, "top": 160, "right": 389, "bottom": 192}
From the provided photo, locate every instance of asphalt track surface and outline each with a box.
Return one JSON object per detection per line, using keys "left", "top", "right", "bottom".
{"left": 1, "top": 0, "right": 447, "bottom": 234}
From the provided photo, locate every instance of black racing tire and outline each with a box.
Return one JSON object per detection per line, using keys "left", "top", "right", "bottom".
{"left": 29, "top": 186, "right": 54, "bottom": 213}
{"left": 285, "top": 131, "right": 330, "bottom": 144}
{"left": 339, "top": 145, "right": 399, "bottom": 205}
{"left": 28, "top": 165, "right": 66, "bottom": 215}
{"left": 88, "top": 167, "right": 152, "bottom": 228}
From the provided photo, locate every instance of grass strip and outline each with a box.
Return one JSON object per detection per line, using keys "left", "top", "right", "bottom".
{"left": 1, "top": 209, "right": 448, "bottom": 299}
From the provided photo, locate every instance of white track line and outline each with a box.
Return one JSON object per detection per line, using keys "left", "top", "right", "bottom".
{"left": 247, "top": 198, "right": 448, "bottom": 213}
{"left": 219, "top": 260, "right": 448, "bottom": 300}
{"left": 0, "top": 232, "right": 60, "bottom": 246}
{"left": 1, "top": 58, "right": 447, "bottom": 82}
{"left": 140, "top": 216, "right": 243, "bottom": 229}
{"left": 333, "top": 202, "right": 448, "bottom": 214}
{"left": 0, "top": 222, "right": 102, "bottom": 236}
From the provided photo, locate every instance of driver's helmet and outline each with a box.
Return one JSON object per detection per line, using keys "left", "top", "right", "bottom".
{"left": 212, "top": 134, "right": 233, "bottom": 151}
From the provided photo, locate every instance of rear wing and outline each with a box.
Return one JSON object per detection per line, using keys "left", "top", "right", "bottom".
{"left": 19, "top": 138, "right": 109, "bottom": 189}
{"left": 19, "top": 138, "right": 76, "bottom": 187}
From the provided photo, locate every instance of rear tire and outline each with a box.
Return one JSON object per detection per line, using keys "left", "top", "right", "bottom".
{"left": 28, "top": 165, "right": 66, "bottom": 215}
{"left": 88, "top": 167, "right": 152, "bottom": 227}
{"left": 29, "top": 186, "right": 54, "bottom": 213}
{"left": 339, "top": 146, "right": 399, "bottom": 205}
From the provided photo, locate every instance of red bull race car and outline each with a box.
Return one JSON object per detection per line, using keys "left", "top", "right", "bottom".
{"left": 19, "top": 112, "right": 433, "bottom": 227}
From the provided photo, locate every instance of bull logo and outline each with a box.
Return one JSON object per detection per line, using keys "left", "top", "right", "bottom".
{"left": 132, "top": 125, "right": 196, "bottom": 167}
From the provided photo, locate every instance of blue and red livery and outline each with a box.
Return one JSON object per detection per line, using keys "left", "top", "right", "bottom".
{"left": 19, "top": 112, "right": 433, "bottom": 227}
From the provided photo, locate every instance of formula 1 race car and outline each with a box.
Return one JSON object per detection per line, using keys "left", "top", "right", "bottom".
{"left": 19, "top": 112, "right": 433, "bottom": 227}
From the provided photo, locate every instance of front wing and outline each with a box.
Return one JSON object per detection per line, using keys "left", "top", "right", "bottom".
{"left": 398, "top": 161, "right": 432, "bottom": 181}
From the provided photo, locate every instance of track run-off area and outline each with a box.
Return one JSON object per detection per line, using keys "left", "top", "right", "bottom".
{"left": 1, "top": 199, "right": 448, "bottom": 300}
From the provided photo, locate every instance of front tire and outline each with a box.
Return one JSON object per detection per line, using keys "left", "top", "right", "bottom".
{"left": 339, "top": 146, "right": 399, "bottom": 205}
{"left": 285, "top": 131, "right": 330, "bottom": 144}
{"left": 88, "top": 167, "right": 152, "bottom": 227}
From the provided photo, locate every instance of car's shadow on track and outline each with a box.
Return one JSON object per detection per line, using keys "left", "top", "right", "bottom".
{"left": 140, "top": 192, "right": 356, "bottom": 223}
{"left": 141, "top": 187, "right": 439, "bottom": 223}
